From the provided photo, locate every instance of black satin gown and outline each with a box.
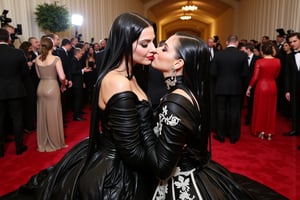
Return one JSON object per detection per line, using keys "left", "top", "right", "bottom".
{"left": 1, "top": 91, "right": 155, "bottom": 200}
{"left": 141, "top": 78, "right": 288, "bottom": 200}
{"left": 1, "top": 86, "right": 288, "bottom": 200}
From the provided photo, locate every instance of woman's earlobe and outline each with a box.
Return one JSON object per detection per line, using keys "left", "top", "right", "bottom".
{"left": 174, "top": 59, "right": 184, "bottom": 69}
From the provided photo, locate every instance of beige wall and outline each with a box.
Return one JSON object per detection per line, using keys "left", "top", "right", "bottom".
{"left": 2, "top": 0, "right": 300, "bottom": 46}
{"left": 214, "top": 7, "right": 235, "bottom": 46}
{"left": 0, "top": 0, "right": 144, "bottom": 45}
{"left": 237, "top": 0, "right": 300, "bottom": 42}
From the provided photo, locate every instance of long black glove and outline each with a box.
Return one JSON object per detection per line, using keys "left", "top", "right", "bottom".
{"left": 104, "top": 91, "right": 147, "bottom": 169}
{"left": 140, "top": 94, "right": 198, "bottom": 180}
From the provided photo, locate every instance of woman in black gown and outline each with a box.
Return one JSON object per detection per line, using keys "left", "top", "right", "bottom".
{"left": 1, "top": 12, "right": 157, "bottom": 200}
{"left": 2, "top": 18, "right": 287, "bottom": 200}
{"left": 142, "top": 32, "right": 288, "bottom": 200}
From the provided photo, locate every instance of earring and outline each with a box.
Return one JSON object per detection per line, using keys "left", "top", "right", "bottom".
{"left": 166, "top": 68, "right": 177, "bottom": 90}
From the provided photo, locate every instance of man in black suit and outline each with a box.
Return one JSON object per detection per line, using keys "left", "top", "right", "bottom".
{"left": 0, "top": 28, "right": 28, "bottom": 157}
{"left": 28, "top": 36, "right": 41, "bottom": 90}
{"left": 207, "top": 37, "right": 218, "bottom": 131}
{"left": 283, "top": 32, "right": 300, "bottom": 139}
{"left": 240, "top": 43, "right": 261, "bottom": 125}
{"left": 210, "top": 35, "right": 248, "bottom": 144}
{"left": 57, "top": 39, "right": 73, "bottom": 122}
{"left": 71, "top": 48, "right": 92, "bottom": 121}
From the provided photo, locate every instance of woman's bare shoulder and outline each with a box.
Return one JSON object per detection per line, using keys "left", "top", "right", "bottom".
{"left": 100, "top": 71, "right": 131, "bottom": 105}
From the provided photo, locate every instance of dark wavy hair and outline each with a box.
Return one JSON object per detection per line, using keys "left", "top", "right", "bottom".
{"left": 19, "top": 41, "right": 32, "bottom": 58}
{"left": 88, "top": 12, "right": 154, "bottom": 156}
{"left": 261, "top": 41, "right": 274, "bottom": 55}
{"left": 39, "top": 37, "right": 53, "bottom": 61}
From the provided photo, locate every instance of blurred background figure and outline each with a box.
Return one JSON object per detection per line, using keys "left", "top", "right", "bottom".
{"left": 246, "top": 41, "right": 281, "bottom": 140}
{"left": 19, "top": 41, "right": 36, "bottom": 133}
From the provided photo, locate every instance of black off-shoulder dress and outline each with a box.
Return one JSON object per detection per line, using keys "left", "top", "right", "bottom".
{"left": 1, "top": 87, "right": 288, "bottom": 200}
{"left": 1, "top": 92, "right": 155, "bottom": 200}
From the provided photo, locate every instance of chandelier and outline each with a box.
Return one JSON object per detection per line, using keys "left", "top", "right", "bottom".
{"left": 182, "top": 0, "right": 198, "bottom": 11}
{"left": 180, "top": 15, "right": 192, "bottom": 20}
{"left": 180, "top": 0, "right": 197, "bottom": 20}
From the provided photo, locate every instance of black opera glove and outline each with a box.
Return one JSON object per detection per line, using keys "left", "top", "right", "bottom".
{"left": 136, "top": 100, "right": 156, "bottom": 146}
{"left": 106, "top": 91, "right": 146, "bottom": 168}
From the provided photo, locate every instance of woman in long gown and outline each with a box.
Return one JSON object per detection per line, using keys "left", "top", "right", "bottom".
{"left": 246, "top": 42, "right": 281, "bottom": 140}
{"left": 142, "top": 32, "right": 287, "bottom": 199}
{"left": 35, "top": 37, "right": 68, "bottom": 152}
{"left": 1, "top": 12, "right": 157, "bottom": 200}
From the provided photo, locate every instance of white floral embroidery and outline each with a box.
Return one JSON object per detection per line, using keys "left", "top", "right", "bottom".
{"left": 153, "top": 105, "right": 181, "bottom": 136}
{"left": 174, "top": 175, "right": 195, "bottom": 200}
{"left": 153, "top": 181, "right": 168, "bottom": 200}
{"left": 153, "top": 167, "right": 203, "bottom": 200}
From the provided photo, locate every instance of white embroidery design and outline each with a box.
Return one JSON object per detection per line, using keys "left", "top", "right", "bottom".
{"left": 153, "top": 167, "right": 202, "bottom": 200}
{"left": 174, "top": 175, "right": 195, "bottom": 200}
{"left": 153, "top": 105, "right": 181, "bottom": 136}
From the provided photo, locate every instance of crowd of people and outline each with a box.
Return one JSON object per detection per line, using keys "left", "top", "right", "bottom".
{"left": 0, "top": 23, "right": 108, "bottom": 157}
{"left": 0, "top": 12, "right": 291, "bottom": 200}
{"left": 208, "top": 32, "right": 300, "bottom": 150}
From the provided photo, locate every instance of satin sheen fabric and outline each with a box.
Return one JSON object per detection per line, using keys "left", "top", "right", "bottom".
{"left": 249, "top": 58, "right": 281, "bottom": 135}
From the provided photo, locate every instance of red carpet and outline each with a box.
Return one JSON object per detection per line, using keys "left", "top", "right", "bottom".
{"left": 0, "top": 108, "right": 299, "bottom": 199}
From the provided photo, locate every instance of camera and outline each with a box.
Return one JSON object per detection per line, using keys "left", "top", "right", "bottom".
{"left": 0, "top": 10, "right": 22, "bottom": 44}
{"left": 0, "top": 9, "right": 12, "bottom": 27}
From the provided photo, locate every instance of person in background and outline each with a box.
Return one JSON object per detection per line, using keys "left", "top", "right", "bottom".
{"left": 35, "top": 37, "right": 68, "bottom": 152}
{"left": 207, "top": 37, "right": 218, "bottom": 132}
{"left": 84, "top": 46, "right": 97, "bottom": 104}
{"left": 210, "top": 34, "right": 248, "bottom": 144}
{"left": 69, "top": 37, "right": 78, "bottom": 59}
{"left": 56, "top": 38, "right": 73, "bottom": 124}
{"left": 207, "top": 37, "right": 216, "bottom": 61}
{"left": 99, "top": 38, "right": 107, "bottom": 50}
{"left": 246, "top": 41, "right": 281, "bottom": 140}
{"left": 70, "top": 48, "right": 92, "bottom": 121}
{"left": 280, "top": 42, "right": 292, "bottom": 120}
{"left": 45, "top": 33, "right": 60, "bottom": 55}
{"left": 261, "top": 35, "right": 270, "bottom": 44}
{"left": 283, "top": 32, "right": 300, "bottom": 143}
{"left": 283, "top": 41, "right": 292, "bottom": 55}
{"left": 240, "top": 43, "right": 261, "bottom": 125}
{"left": 93, "top": 42, "right": 101, "bottom": 54}
{"left": 253, "top": 44, "right": 262, "bottom": 57}
{"left": 28, "top": 36, "right": 40, "bottom": 95}
{"left": 2, "top": 24, "right": 16, "bottom": 47}
{"left": 19, "top": 41, "right": 36, "bottom": 133}
{"left": 0, "top": 28, "right": 28, "bottom": 157}
{"left": 216, "top": 42, "right": 223, "bottom": 51}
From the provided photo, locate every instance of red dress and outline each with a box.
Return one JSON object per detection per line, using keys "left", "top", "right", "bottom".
{"left": 249, "top": 58, "right": 281, "bottom": 135}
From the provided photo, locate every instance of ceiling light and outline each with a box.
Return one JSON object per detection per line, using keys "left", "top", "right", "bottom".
{"left": 180, "top": 15, "right": 192, "bottom": 20}
{"left": 182, "top": 0, "right": 198, "bottom": 11}
{"left": 182, "top": 5, "right": 198, "bottom": 11}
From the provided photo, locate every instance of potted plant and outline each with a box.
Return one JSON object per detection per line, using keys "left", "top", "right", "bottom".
{"left": 35, "top": 2, "right": 71, "bottom": 33}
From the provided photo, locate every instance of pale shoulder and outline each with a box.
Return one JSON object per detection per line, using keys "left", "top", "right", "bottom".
{"left": 100, "top": 71, "right": 131, "bottom": 105}
{"left": 102, "top": 71, "right": 131, "bottom": 91}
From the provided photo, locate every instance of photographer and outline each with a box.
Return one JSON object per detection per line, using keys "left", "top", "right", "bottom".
{"left": 2, "top": 24, "right": 15, "bottom": 47}
{"left": 1, "top": 10, "right": 21, "bottom": 47}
